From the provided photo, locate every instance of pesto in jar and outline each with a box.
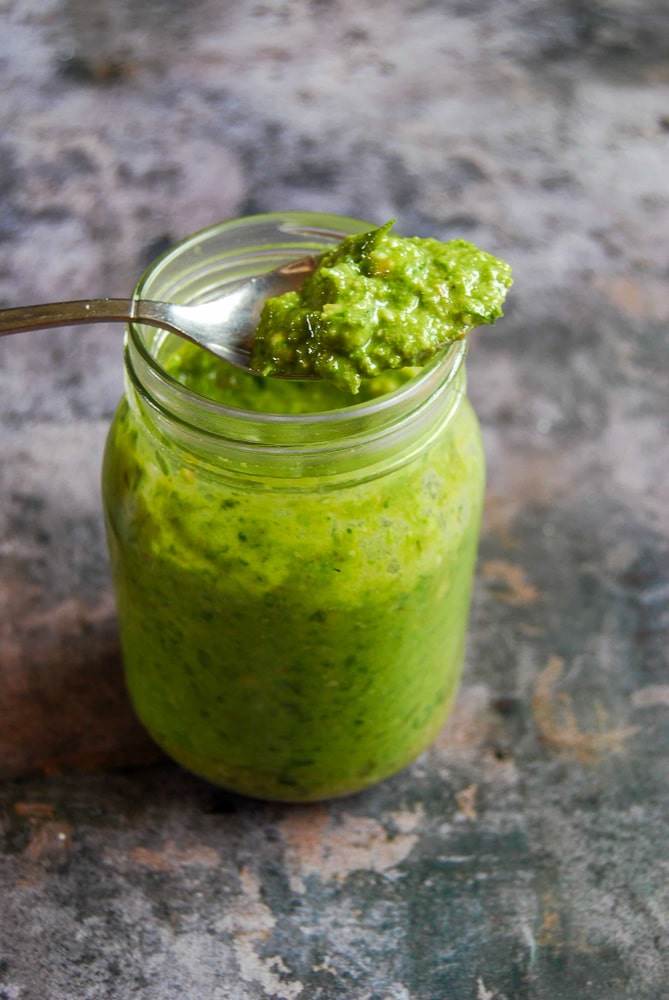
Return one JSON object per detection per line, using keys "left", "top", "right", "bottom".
{"left": 103, "top": 358, "right": 485, "bottom": 800}
{"left": 102, "top": 215, "right": 509, "bottom": 801}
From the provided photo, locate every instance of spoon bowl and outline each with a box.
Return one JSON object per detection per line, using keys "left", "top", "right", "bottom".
{"left": 0, "top": 255, "right": 318, "bottom": 375}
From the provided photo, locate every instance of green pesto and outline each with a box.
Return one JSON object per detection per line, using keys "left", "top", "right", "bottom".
{"left": 164, "top": 339, "right": 417, "bottom": 414}
{"left": 251, "top": 221, "right": 513, "bottom": 392}
{"left": 102, "top": 350, "right": 485, "bottom": 801}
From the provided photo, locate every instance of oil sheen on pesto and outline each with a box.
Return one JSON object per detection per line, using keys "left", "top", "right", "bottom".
{"left": 251, "top": 221, "right": 513, "bottom": 392}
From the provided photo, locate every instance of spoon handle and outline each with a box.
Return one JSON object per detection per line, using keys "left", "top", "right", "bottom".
{"left": 0, "top": 299, "right": 136, "bottom": 336}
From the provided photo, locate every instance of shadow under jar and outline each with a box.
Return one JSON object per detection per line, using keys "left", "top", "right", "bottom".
{"left": 102, "top": 212, "right": 486, "bottom": 801}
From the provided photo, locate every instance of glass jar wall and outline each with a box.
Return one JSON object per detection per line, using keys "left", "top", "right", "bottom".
{"left": 102, "top": 213, "right": 485, "bottom": 801}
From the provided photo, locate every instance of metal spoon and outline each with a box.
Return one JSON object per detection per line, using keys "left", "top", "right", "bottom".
{"left": 0, "top": 255, "right": 318, "bottom": 373}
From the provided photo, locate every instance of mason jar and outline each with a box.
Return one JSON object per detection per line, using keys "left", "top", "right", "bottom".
{"left": 102, "top": 212, "right": 485, "bottom": 802}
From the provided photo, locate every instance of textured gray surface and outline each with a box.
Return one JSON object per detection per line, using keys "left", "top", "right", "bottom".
{"left": 1, "top": 1, "right": 669, "bottom": 997}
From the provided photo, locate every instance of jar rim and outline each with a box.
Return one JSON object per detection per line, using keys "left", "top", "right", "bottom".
{"left": 127, "top": 212, "right": 467, "bottom": 433}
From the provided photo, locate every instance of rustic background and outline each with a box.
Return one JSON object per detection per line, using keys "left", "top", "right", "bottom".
{"left": 1, "top": 1, "right": 668, "bottom": 997}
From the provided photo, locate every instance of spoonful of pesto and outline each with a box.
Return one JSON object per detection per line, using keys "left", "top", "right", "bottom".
{"left": 0, "top": 222, "right": 511, "bottom": 391}
{"left": 251, "top": 220, "right": 512, "bottom": 392}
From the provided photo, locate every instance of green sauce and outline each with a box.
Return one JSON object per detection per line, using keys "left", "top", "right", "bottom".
{"left": 103, "top": 222, "right": 508, "bottom": 800}
{"left": 103, "top": 367, "right": 484, "bottom": 800}
{"left": 251, "top": 221, "right": 512, "bottom": 393}
{"left": 164, "top": 339, "right": 417, "bottom": 413}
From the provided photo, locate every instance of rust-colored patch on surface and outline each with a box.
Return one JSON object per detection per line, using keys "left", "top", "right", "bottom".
{"left": 13, "top": 801, "right": 57, "bottom": 820}
{"left": 0, "top": 579, "right": 159, "bottom": 781}
{"left": 532, "top": 657, "right": 637, "bottom": 762}
{"left": 480, "top": 560, "right": 539, "bottom": 606}
{"left": 22, "top": 820, "right": 73, "bottom": 865}
{"left": 537, "top": 899, "right": 564, "bottom": 948}
{"left": 105, "top": 838, "right": 221, "bottom": 872}
{"left": 455, "top": 783, "right": 478, "bottom": 820}
{"left": 279, "top": 805, "right": 423, "bottom": 890}
{"left": 593, "top": 275, "right": 669, "bottom": 321}
{"left": 482, "top": 493, "right": 519, "bottom": 549}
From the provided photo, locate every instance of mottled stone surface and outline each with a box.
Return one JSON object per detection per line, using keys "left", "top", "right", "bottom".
{"left": 1, "top": 1, "right": 668, "bottom": 997}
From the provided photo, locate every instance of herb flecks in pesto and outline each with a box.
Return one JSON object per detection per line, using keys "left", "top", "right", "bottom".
{"left": 251, "top": 222, "right": 513, "bottom": 393}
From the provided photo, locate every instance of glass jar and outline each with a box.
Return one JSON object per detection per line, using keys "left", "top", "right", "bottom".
{"left": 102, "top": 212, "right": 485, "bottom": 801}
